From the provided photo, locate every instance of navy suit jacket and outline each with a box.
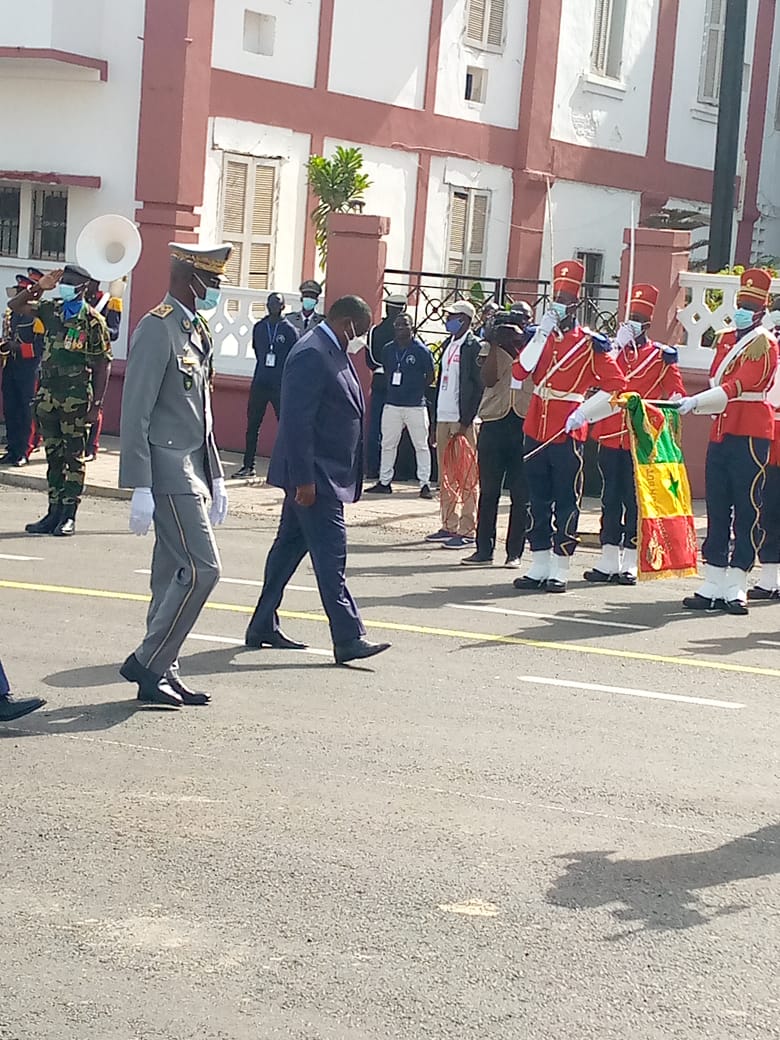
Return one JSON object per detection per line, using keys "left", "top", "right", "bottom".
{"left": 268, "top": 323, "right": 365, "bottom": 503}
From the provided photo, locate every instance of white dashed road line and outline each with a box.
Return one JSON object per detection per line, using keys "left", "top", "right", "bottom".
{"left": 135, "top": 568, "right": 317, "bottom": 593}
{"left": 517, "top": 675, "right": 744, "bottom": 710}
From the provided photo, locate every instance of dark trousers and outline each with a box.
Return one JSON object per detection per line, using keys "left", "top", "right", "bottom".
{"left": 367, "top": 382, "right": 386, "bottom": 478}
{"left": 248, "top": 492, "right": 365, "bottom": 646}
{"left": 702, "top": 435, "right": 769, "bottom": 571}
{"left": 598, "top": 445, "right": 637, "bottom": 548}
{"left": 243, "top": 382, "right": 280, "bottom": 468}
{"left": 0, "top": 657, "right": 9, "bottom": 697}
{"left": 524, "top": 436, "right": 584, "bottom": 557}
{"left": 476, "top": 411, "right": 528, "bottom": 559}
{"left": 2, "top": 359, "right": 39, "bottom": 462}
{"left": 759, "top": 464, "right": 780, "bottom": 564}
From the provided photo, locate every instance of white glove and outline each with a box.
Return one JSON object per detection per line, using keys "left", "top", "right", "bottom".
{"left": 538, "top": 309, "right": 559, "bottom": 337}
{"left": 615, "top": 323, "right": 634, "bottom": 349}
{"left": 675, "top": 397, "right": 695, "bottom": 416}
{"left": 209, "top": 477, "right": 229, "bottom": 527}
{"left": 565, "top": 408, "right": 587, "bottom": 434}
{"left": 129, "top": 487, "right": 154, "bottom": 536}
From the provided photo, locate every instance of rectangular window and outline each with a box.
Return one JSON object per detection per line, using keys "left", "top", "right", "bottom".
{"left": 576, "top": 250, "right": 605, "bottom": 286}
{"left": 243, "top": 10, "right": 276, "bottom": 56}
{"left": 0, "top": 186, "right": 20, "bottom": 257}
{"left": 699, "top": 0, "right": 726, "bottom": 105}
{"left": 591, "top": 0, "right": 628, "bottom": 80}
{"left": 447, "top": 188, "right": 490, "bottom": 278}
{"left": 219, "top": 154, "right": 277, "bottom": 289}
{"left": 465, "top": 66, "right": 488, "bottom": 103}
{"left": 465, "top": 0, "right": 505, "bottom": 52}
{"left": 29, "top": 188, "right": 67, "bottom": 261}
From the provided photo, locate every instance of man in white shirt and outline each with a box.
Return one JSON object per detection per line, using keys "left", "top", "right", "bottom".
{"left": 425, "top": 301, "right": 483, "bottom": 549}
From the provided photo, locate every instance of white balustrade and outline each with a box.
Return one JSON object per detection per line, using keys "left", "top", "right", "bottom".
{"left": 209, "top": 286, "right": 298, "bottom": 378}
{"left": 676, "top": 272, "right": 780, "bottom": 370}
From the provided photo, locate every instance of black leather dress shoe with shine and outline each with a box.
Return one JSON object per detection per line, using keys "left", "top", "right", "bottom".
{"left": 333, "top": 638, "right": 391, "bottom": 665}
{"left": 245, "top": 629, "right": 308, "bottom": 650}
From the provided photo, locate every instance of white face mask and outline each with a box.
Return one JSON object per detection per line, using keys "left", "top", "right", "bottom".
{"left": 346, "top": 323, "right": 367, "bottom": 354}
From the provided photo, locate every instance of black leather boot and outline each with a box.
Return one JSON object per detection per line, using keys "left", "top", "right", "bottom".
{"left": 25, "top": 502, "right": 62, "bottom": 535}
{"left": 52, "top": 503, "right": 77, "bottom": 537}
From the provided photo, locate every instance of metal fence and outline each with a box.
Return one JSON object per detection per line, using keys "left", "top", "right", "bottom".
{"left": 383, "top": 269, "right": 621, "bottom": 348}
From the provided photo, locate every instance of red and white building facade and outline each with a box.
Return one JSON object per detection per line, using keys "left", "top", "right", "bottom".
{"left": 1, "top": 0, "right": 779, "bottom": 448}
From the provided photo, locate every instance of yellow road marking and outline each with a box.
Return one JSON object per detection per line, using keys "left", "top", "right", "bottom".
{"left": 2, "top": 578, "right": 780, "bottom": 679}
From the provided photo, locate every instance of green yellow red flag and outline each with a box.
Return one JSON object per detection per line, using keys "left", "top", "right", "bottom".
{"left": 622, "top": 393, "right": 698, "bottom": 581}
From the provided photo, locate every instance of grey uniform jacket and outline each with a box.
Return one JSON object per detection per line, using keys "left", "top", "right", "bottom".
{"left": 119, "top": 294, "right": 224, "bottom": 496}
{"left": 287, "top": 310, "right": 324, "bottom": 337}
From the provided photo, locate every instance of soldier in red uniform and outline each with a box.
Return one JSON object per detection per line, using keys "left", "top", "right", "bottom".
{"left": 511, "top": 260, "right": 626, "bottom": 593}
{"left": 586, "top": 284, "right": 685, "bottom": 585}
{"left": 677, "top": 268, "right": 779, "bottom": 614}
{"left": 750, "top": 294, "right": 780, "bottom": 600}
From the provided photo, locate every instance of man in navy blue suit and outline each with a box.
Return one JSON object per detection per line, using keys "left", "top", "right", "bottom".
{"left": 245, "top": 295, "right": 392, "bottom": 665}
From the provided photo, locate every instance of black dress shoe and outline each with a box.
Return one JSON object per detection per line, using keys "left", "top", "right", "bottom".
{"left": 366, "top": 482, "right": 392, "bottom": 494}
{"left": 513, "top": 575, "right": 546, "bottom": 591}
{"left": 616, "top": 571, "right": 637, "bottom": 586}
{"left": 120, "top": 653, "right": 182, "bottom": 710}
{"left": 165, "top": 672, "right": 211, "bottom": 706}
{"left": 0, "top": 695, "right": 46, "bottom": 722}
{"left": 724, "top": 598, "right": 749, "bottom": 616}
{"left": 747, "top": 586, "right": 780, "bottom": 601}
{"left": 0, "top": 452, "right": 14, "bottom": 464}
{"left": 682, "top": 594, "right": 725, "bottom": 611}
{"left": 245, "top": 629, "right": 308, "bottom": 650}
{"left": 419, "top": 484, "right": 433, "bottom": 500}
{"left": 334, "top": 638, "right": 391, "bottom": 665}
{"left": 545, "top": 578, "right": 568, "bottom": 593}
{"left": 583, "top": 568, "right": 617, "bottom": 584}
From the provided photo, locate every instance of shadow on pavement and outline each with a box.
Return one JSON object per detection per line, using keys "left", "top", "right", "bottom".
{"left": 0, "top": 699, "right": 137, "bottom": 737}
{"left": 546, "top": 823, "right": 780, "bottom": 936}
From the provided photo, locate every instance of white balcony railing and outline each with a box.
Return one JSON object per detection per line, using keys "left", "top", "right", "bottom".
{"left": 210, "top": 286, "right": 299, "bottom": 379}
{"left": 676, "top": 272, "right": 780, "bottom": 370}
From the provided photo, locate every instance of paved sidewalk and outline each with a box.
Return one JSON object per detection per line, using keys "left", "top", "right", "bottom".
{"left": 0, "top": 433, "right": 707, "bottom": 546}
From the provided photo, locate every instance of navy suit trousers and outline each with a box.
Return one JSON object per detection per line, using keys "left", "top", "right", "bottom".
{"left": 702, "top": 435, "right": 769, "bottom": 571}
{"left": 759, "top": 464, "right": 780, "bottom": 564}
{"left": 525, "top": 436, "right": 584, "bottom": 557}
{"left": 248, "top": 492, "right": 365, "bottom": 646}
{"left": 2, "top": 359, "right": 39, "bottom": 462}
{"left": 598, "top": 445, "right": 638, "bottom": 549}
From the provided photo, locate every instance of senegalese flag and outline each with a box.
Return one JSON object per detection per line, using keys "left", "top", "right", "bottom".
{"left": 622, "top": 393, "right": 698, "bottom": 581}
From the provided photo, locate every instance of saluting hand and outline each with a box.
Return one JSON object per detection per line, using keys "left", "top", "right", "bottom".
{"left": 36, "top": 269, "right": 65, "bottom": 293}
{"left": 295, "top": 483, "right": 316, "bottom": 508}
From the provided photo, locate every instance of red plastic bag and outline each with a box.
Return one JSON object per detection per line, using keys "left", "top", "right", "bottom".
{"left": 441, "top": 433, "right": 479, "bottom": 508}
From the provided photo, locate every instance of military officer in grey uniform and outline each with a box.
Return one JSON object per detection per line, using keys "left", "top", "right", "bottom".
{"left": 118, "top": 242, "right": 232, "bottom": 709}
{"left": 287, "top": 279, "right": 325, "bottom": 337}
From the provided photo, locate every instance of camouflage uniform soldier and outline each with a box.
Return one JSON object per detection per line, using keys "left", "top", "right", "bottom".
{"left": 9, "top": 264, "right": 112, "bottom": 536}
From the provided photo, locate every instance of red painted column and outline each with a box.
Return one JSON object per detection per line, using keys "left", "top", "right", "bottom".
{"left": 325, "top": 213, "right": 390, "bottom": 398}
{"left": 130, "top": 0, "right": 216, "bottom": 333}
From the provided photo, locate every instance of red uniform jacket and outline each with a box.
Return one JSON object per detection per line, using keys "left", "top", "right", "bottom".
{"left": 513, "top": 326, "right": 626, "bottom": 444}
{"left": 594, "top": 340, "right": 685, "bottom": 451}
{"left": 707, "top": 327, "right": 779, "bottom": 444}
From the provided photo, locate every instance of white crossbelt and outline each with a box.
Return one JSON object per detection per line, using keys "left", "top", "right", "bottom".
{"left": 532, "top": 386, "right": 585, "bottom": 403}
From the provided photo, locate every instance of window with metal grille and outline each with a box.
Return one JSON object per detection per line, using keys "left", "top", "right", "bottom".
{"left": 699, "top": 0, "right": 726, "bottom": 105}
{"left": 447, "top": 189, "right": 490, "bottom": 278}
{"left": 591, "top": 0, "right": 628, "bottom": 80}
{"left": 465, "top": 0, "right": 505, "bottom": 52}
{"left": 29, "top": 189, "right": 67, "bottom": 261}
{"left": 219, "top": 154, "right": 277, "bottom": 289}
{"left": 0, "top": 186, "right": 20, "bottom": 257}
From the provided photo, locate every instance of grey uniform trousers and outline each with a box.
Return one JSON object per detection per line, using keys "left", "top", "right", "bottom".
{"left": 134, "top": 493, "right": 221, "bottom": 676}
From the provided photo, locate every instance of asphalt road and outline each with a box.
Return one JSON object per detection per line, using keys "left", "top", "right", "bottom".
{"left": 0, "top": 488, "right": 778, "bottom": 1040}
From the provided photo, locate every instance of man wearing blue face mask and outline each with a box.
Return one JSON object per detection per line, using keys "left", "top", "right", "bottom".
{"left": 287, "top": 280, "right": 325, "bottom": 337}
{"left": 10, "top": 263, "right": 112, "bottom": 537}
{"left": 118, "top": 242, "right": 232, "bottom": 710}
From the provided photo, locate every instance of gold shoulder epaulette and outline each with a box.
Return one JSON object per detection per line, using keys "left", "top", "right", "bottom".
{"left": 743, "top": 329, "right": 772, "bottom": 362}
{"left": 150, "top": 303, "right": 174, "bottom": 319}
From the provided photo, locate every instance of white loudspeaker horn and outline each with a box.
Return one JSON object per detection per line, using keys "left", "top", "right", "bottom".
{"left": 76, "top": 214, "right": 142, "bottom": 282}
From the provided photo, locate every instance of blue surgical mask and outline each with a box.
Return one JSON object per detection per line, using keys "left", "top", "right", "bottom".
{"left": 58, "top": 284, "right": 78, "bottom": 302}
{"left": 445, "top": 317, "right": 462, "bottom": 335}
{"left": 302, "top": 297, "right": 317, "bottom": 313}
{"left": 733, "top": 307, "right": 755, "bottom": 330}
{"left": 195, "top": 287, "right": 221, "bottom": 312}
{"left": 551, "top": 301, "right": 568, "bottom": 321}
{"left": 628, "top": 320, "right": 644, "bottom": 338}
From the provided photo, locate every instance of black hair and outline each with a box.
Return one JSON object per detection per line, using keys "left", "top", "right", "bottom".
{"left": 327, "top": 295, "right": 372, "bottom": 323}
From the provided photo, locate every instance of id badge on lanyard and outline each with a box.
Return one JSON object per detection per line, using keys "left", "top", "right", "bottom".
{"left": 265, "top": 351, "right": 276, "bottom": 368}
{"left": 392, "top": 370, "right": 402, "bottom": 386}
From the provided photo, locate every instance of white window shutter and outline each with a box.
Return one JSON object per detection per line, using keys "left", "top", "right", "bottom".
{"left": 466, "top": 0, "right": 486, "bottom": 44}
{"left": 699, "top": 0, "right": 726, "bottom": 104}
{"left": 219, "top": 153, "right": 277, "bottom": 288}
{"left": 222, "top": 160, "right": 247, "bottom": 236}
{"left": 591, "top": 0, "right": 613, "bottom": 76}
{"left": 486, "top": 0, "right": 505, "bottom": 49}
